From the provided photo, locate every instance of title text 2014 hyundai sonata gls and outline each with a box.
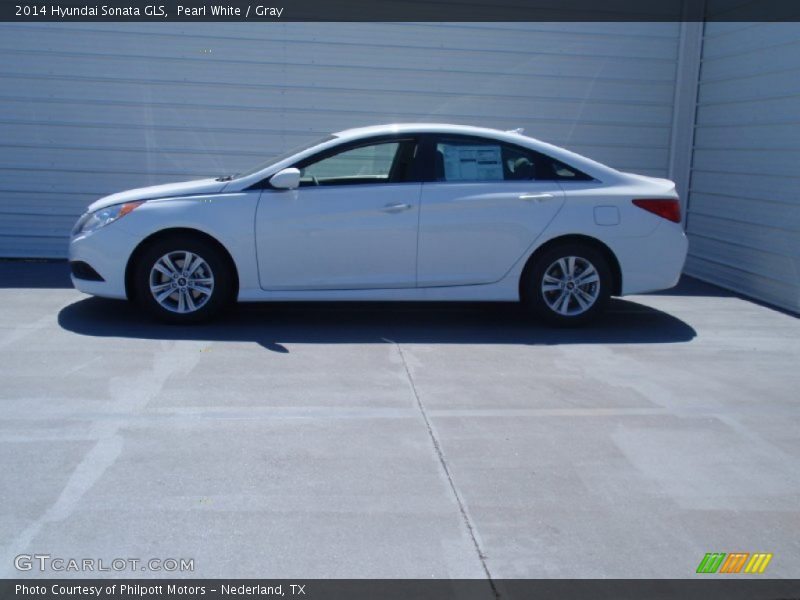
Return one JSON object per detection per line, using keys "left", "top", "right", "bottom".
{"left": 69, "top": 124, "right": 688, "bottom": 326}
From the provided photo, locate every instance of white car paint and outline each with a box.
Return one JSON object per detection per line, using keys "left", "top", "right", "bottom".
{"left": 69, "top": 123, "right": 688, "bottom": 306}
{"left": 416, "top": 181, "right": 565, "bottom": 287}
{"left": 256, "top": 183, "right": 421, "bottom": 290}
{"left": 87, "top": 178, "right": 227, "bottom": 212}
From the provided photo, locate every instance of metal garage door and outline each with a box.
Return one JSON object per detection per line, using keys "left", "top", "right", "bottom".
{"left": 0, "top": 22, "right": 681, "bottom": 258}
{"left": 686, "top": 23, "right": 800, "bottom": 313}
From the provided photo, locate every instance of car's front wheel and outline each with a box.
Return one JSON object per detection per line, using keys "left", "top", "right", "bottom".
{"left": 133, "top": 235, "right": 233, "bottom": 323}
{"left": 521, "top": 242, "right": 612, "bottom": 326}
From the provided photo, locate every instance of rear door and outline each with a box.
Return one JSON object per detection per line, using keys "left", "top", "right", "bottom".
{"left": 417, "top": 135, "right": 568, "bottom": 287}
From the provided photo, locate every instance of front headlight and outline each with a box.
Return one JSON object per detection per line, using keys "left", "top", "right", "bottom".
{"left": 72, "top": 201, "right": 144, "bottom": 236}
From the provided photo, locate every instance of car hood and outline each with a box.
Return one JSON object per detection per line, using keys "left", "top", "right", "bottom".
{"left": 87, "top": 178, "right": 227, "bottom": 212}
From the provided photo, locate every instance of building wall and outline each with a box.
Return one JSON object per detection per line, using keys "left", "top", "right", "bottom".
{"left": 0, "top": 22, "right": 681, "bottom": 258}
{"left": 686, "top": 23, "right": 800, "bottom": 313}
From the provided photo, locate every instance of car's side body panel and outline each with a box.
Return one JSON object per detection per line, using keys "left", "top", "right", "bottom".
{"left": 255, "top": 184, "right": 422, "bottom": 291}
{"left": 417, "top": 181, "right": 565, "bottom": 287}
{"left": 71, "top": 192, "right": 263, "bottom": 299}
{"left": 545, "top": 178, "right": 688, "bottom": 294}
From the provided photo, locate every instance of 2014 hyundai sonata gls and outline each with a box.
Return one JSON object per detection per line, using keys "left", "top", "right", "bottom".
{"left": 69, "top": 123, "right": 688, "bottom": 326}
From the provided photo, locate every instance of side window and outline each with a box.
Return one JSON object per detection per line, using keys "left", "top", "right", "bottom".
{"left": 297, "top": 141, "right": 414, "bottom": 187}
{"left": 433, "top": 138, "right": 592, "bottom": 182}
{"left": 435, "top": 141, "right": 506, "bottom": 182}
{"left": 503, "top": 145, "right": 538, "bottom": 181}
{"left": 549, "top": 160, "right": 592, "bottom": 180}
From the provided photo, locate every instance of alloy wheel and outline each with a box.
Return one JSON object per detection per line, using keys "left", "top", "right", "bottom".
{"left": 148, "top": 250, "right": 215, "bottom": 314}
{"left": 541, "top": 256, "right": 601, "bottom": 316}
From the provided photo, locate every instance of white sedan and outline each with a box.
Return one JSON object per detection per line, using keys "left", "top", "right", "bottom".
{"left": 69, "top": 124, "right": 688, "bottom": 325}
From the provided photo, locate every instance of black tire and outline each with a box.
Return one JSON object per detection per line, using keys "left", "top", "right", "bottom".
{"left": 521, "top": 242, "right": 612, "bottom": 327}
{"left": 133, "top": 234, "right": 233, "bottom": 324}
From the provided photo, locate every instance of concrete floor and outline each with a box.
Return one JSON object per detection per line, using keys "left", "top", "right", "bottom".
{"left": 1, "top": 261, "right": 799, "bottom": 579}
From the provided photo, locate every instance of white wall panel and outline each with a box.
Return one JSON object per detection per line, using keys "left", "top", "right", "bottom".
{"left": 0, "top": 22, "right": 680, "bottom": 258}
{"left": 686, "top": 22, "right": 800, "bottom": 313}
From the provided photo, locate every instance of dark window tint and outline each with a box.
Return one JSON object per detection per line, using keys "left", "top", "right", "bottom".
{"left": 549, "top": 160, "right": 591, "bottom": 180}
{"left": 433, "top": 137, "right": 592, "bottom": 182}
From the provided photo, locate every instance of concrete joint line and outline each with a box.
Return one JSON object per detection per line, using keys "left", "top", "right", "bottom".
{"left": 388, "top": 339, "right": 500, "bottom": 597}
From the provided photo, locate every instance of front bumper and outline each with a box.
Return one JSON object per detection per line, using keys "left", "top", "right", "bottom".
{"left": 68, "top": 224, "right": 140, "bottom": 300}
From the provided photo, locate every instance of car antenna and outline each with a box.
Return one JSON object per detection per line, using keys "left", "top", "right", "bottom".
{"left": 506, "top": 128, "right": 525, "bottom": 134}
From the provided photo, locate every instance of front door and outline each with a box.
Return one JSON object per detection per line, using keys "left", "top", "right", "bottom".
{"left": 255, "top": 138, "right": 421, "bottom": 290}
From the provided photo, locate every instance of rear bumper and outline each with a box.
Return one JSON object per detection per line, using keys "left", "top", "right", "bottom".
{"left": 616, "top": 221, "right": 688, "bottom": 295}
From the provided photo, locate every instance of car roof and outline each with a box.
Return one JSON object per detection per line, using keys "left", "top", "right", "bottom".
{"left": 333, "top": 123, "right": 524, "bottom": 141}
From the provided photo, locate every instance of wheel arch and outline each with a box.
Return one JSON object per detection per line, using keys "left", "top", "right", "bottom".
{"left": 125, "top": 227, "right": 240, "bottom": 301}
{"left": 519, "top": 234, "right": 622, "bottom": 299}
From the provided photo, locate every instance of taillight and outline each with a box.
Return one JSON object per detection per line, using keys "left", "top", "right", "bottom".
{"left": 632, "top": 198, "right": 681, "bottom": 223}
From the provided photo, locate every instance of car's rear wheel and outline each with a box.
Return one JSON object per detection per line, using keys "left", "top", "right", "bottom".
{"left": 521, "top": 242, "right": 612, "bottom": 326}
{"left": 133, "top": 235, "right": 232, "bottom": 324}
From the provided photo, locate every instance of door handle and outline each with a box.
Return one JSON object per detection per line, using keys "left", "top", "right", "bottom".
{"left": 519, "top": 193, "right": 554, "bottom": 201}
{"left": 382, "top": 202, "right": 412, "bottom": 213}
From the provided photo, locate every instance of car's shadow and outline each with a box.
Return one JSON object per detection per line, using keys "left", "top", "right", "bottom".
{"left": 58, "top": 297, "right": 696, "bottom": 352}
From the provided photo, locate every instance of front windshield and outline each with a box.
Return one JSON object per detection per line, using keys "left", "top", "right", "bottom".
{"left": 226, "top": 134, "right": 337, "bottom": 180}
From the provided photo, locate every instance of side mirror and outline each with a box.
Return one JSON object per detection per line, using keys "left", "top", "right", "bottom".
{"left": 269, "top": 168, "right": 300, "bottom": 190}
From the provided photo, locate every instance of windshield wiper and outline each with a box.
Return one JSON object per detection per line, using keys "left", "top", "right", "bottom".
{"left": 215, "top": 174, "right": 235, "bottom": 182}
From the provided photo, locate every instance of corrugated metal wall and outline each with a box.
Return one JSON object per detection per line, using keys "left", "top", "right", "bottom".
{"left": 686, "top": 23, "right": 800, "bottom": 313}
{"left": 0, "top": 22, "right": 681, "bottom": 258}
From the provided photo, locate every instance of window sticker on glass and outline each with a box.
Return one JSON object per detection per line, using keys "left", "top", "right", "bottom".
{"left": 441, "top": 144, "right": 504, "bottom": 181}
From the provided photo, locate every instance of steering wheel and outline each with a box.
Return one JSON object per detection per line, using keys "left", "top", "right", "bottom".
{"left": 312, "top": 175, "right": 320, "bottom": 186}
